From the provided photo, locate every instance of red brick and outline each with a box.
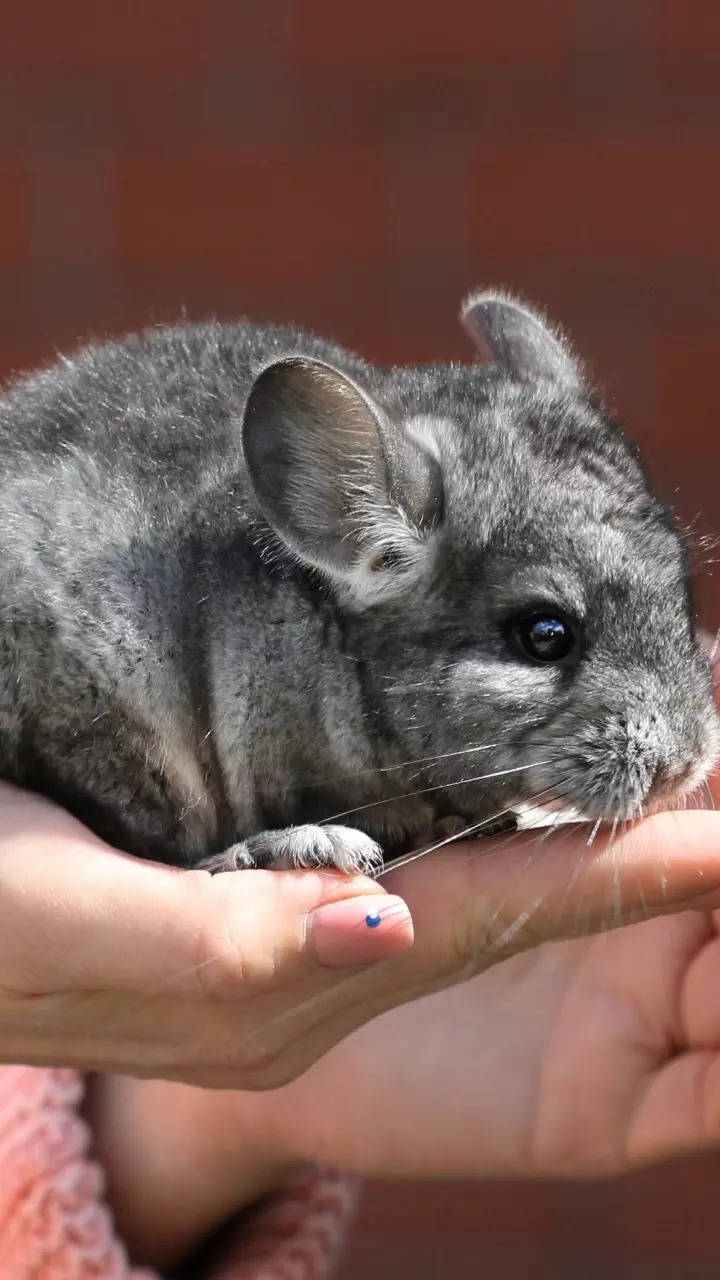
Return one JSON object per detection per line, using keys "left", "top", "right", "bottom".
{"left": 115, "top": 148, "right": 392, "bottom": 269}
{"left": 658, "top": 52, "right": 720, "bottom": 128}
{"left": 207, "top": 60, "right": 577, "bottom": 151}
{"left": 623, "top": 1153, "right": 720, "bottom": 1262}
{"left": 0, "top": 67, "right": 205, "bottom": 155}
{"left": 345, "top": 1161, "right": 720, "bottom": 1277}
{"left": 0, "top": 263, "right": 39, "bottom": 345}
{"left": 659, "top": 333, "right": 720, "bottom": 460}
{"left": 467, "top": 139, "right": 720, "bottom": 256}
{"left": 0, "top": 163, "right": 30, "bottom": 261}
{"left": 293, "top": 0, "right": 576, "bottom": 62}
{"left": 0, "top": 339, "right": 59, "bottom": 383}
{"left": 649, "top": 332, "right": 720, "bottom": 582}
{"left": 658, "top": 0, "right": 720, "bottom": 50}
{"left": 0, "top": 0, "right": 206, "bottom": 70}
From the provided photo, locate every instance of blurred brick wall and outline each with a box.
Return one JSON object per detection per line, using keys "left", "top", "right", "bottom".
{"left": 3, "top": 2, "right": 720, "bottom": 1276}
{"left": 3, "top": 0, "right": 720, "bottom": 607}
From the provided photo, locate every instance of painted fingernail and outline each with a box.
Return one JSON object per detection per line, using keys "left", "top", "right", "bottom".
{"left": 307, "top": 894, "right": 414, "bottom": 968}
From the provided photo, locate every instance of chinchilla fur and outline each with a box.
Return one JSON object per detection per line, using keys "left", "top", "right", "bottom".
{"left": 0, "top": 292, "right": 715, "bottom": 873}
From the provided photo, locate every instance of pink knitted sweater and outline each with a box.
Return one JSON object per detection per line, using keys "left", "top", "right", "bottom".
{"left": 0, "top": 1066, "right": 359, "bottom": 1279}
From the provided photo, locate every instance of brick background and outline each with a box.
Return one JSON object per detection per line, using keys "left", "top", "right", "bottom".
{"left": 2, "top": 2, "right": 720, "bottom": 1275}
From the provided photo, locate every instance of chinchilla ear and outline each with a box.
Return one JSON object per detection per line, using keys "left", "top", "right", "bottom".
{"left": 460, "top": 290, "right": 584, "bottom": 389}
{"left": 242, "top": 356, "right": 442, "bottom": 603}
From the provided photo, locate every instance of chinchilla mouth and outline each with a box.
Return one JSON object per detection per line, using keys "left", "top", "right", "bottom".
{"left": 512, "top": 798, "right": 593, "bottom": 830}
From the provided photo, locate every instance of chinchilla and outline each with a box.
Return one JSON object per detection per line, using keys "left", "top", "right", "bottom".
{"left": 0, "top": 291, "right": 715, "bottom": 874}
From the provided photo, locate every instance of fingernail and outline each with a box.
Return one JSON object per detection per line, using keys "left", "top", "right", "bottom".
{"left": 307, "top": 894, "right": 414, "bottom": 968}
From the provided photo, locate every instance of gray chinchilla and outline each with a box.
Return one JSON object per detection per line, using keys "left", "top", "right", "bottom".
{"left": 0, "top": 291, "right": 716, "bottom": 873}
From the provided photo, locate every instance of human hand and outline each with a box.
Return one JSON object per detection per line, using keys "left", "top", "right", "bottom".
{"left": 89, "top": 808, "right": 720, "bottom": 1267}
{"left": 5, "top": 782, "right": 720, "bottom": 1091}
{"left": 290, "top": 857, "right": 720, "bottom": 1181}
{"left": 0, "top": 781, "right": 417, "bottom": 1083}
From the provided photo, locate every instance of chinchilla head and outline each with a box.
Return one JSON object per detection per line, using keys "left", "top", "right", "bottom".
{"left": 241, "top": 291, "right": 719, "bottom": 830}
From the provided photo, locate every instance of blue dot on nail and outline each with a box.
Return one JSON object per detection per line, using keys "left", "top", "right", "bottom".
{"left": 365, "top": 911, "right": 382, "bottom": 928}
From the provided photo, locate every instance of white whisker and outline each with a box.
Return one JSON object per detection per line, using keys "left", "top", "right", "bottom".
{"left": 378, "top": 780, "right": 567, "bottom": 875}
{"left": 319, "top": 760, "right": 551, "bottom": 826}
{"left": 288, "top": 720, "right": 546, "bottom": 794}
{"left": 586, "top": 817, "right": 602, "bottom": 847}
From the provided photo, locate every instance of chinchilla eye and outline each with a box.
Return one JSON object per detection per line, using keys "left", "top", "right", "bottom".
{"left": 512, "top": 615, "right": 576, "bottom": 663}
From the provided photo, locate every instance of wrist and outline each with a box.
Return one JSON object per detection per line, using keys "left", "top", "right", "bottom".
{"left": 84, "top": 1073, "right": 299, "bottom": 1270}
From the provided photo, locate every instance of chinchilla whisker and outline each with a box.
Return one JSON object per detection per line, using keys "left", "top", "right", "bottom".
{"left": 626, "top": 818, "right": 649, "bottom": 918}
{"left": 511, "top": 776, "right": 586, "bottom": 846}
{"left": 473, "top": 804, "right": 583, "bottom": 966}
{"left": 319, "top": 760, "right": 552, "bottom": 826}
{"left": 300, "top": 741, "right": 510, "bottom": 790}
{"left": 87, "top": 781, "right": 565, "bottom": 1041}
{"left": 480, "top": 796, "right": 577, "bottom": 863}
{"left": 378, "top": 779, "right": 569, "bottom": 875}
{"left": 375, "top": 742, "right": 524, "bottom": 770}
{"left": 486, "top": 779, "right": 578, "bottom": 855}
{"left": 536, "top": 815, "right": 573, "bottom": 846}
{"left": 285, "top": 722, "right": 547, "bottom": 794}
{"left": 1, "top": 295, "right": 715, "bottom": 1068}
{"left": 690, "top": 784, "right": 705, "bottom": 811}
{"left": 509, "top": 788, "right": 604, "bottom": 931}
{"left": 377, "top": 815, "right": 510, "bottom": 874}
{"left": 509, "top": 822, "right": 582, "bottom": 937}
{"left": 586, "top": 817, "right": 603, "bottom": 847}
{"left": 484, "top": 894, "right": 547, "bottom": 955}
{"left": 609, "top": 827, "right": 623, "bottom": 924}
{"left": 383, "top": 681, "right": 434, "bottom": 691}
{"left": 558, "top": 828, "right": 593, "bottom": 902}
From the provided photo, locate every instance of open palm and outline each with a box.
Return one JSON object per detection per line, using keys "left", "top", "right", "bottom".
{"left": 272, "top": 841, "right": 720, "bottom": 1183}
{"left": 90, "top": 809, "right": 720, "bottom": 1269}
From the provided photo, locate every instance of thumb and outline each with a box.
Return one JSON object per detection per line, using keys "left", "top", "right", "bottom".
{"left": 0, "top": 783, "right": 419, "bottom": 1081}
{"left": 0, "top": 783, "right": 415, "bottom": 1001}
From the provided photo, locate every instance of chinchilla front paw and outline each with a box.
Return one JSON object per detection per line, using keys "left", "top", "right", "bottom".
{"left": 199, "top": 823, "right": 384, "bottom": 875}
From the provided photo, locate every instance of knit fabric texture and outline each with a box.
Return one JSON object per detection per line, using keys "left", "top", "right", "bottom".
{"left": 0, "top": 1066, "right": 359, "bottom": 1279}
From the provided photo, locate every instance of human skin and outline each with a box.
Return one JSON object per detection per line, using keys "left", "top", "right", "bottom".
{"left": 85, "top": 808, "right": 720, "bottom": 1269}
{"left": 0, "top": 782, "right": 417, "bottom": 1084}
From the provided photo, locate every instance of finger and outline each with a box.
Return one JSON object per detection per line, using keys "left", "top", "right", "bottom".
{"left": 379, "top": 809, "right": 720, "bottom": 972}
{"left": 161, "top": 809, "right": 720, "bottom": 1084}
{"left": 200, "top": 807, "right": 720, "bottom": 1086}
{"left": 0, "top": 783, "right": 413, "bottom": 999}
{"left": 626, "top": 1049, "right": 720, "bottom": 1166}
{"left": 176, "top": 809, "right": 720, "bottom": 1085}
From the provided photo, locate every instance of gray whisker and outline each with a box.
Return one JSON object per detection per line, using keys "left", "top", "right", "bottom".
{"left": 377, "top": 815, "right": 507, "bottom": 874}
{"left": 319, "top": 760, "right": 551, "bottom": 826}
{"left": 287, "top": 725, "right": 546, "bottom": 795}
{"left": 378, "top": 779, "right": 568, "bottom": 875}
{"left": 359, "top": 741, "right": 507, "bottom": 774}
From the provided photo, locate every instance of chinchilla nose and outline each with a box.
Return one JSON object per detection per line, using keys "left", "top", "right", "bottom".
{"left": 621, "top": 698, "right": 710, "bottom": 805}
{"left": 620, "top": 709, "right": 666, "bottom": 793}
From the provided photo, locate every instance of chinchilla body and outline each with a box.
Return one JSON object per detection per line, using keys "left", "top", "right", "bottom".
{"left": 0, "top": 295, "right": 715, "bottom": 873}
